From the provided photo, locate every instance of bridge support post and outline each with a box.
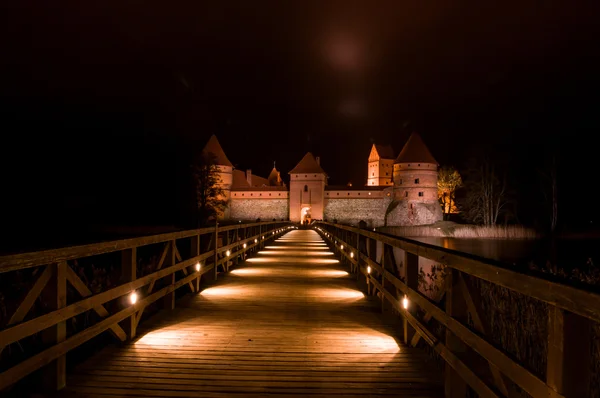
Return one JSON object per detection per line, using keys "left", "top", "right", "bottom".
{"left": 547, "top": 307, "right": 592, "bottom": 397}
{"left": 192, "top": 234, "right": 201, "bottom": 292}
{"left": 403, "top": 251, "right": 418, "bottom": 345}
{"left": 121, "top": 248, "right": 137, "bottom": 339}
{"left": 444, "top": 269, "right": 468, "bottom": 397}
{"left": 41, "top": 261, "right": 67, "bottom": 391}
{"left": 213, "top": 221, "right": 219, "bottom": 280}
{"left": 163, "top": 241, "right": 176, "bottom": 310}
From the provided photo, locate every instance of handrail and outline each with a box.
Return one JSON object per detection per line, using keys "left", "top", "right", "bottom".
{"left": 315, "top": 221, "right": 597, "bottom": 398}
{"left": 0, "top": 221, "right": 293, "bottom": 391}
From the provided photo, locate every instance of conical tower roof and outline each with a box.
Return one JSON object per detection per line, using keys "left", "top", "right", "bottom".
{"left": 395, "top": 133, "right": 437, "bottom": 164}
{"left": 202, "top": 135, "right": 233, "bottom": 167}
{"left": 289, "top": 152, "right": 326, "bottom": 175}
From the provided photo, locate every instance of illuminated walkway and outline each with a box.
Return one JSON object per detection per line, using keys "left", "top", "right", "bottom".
{"left": 62, "top": 230, "right": 443, "bottom": 397}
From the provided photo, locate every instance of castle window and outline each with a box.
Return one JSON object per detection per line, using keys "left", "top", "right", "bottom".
{"left": 405, "top": 191, "right": 408, "bottom": 197}
{"left": 279, "top": 193, "right": 281, "bottom": 196}
{"left": 408, "top": 164, "right": 411, "bottom": 166}
{"left": 418, "top": 192, "right": 424, "bottom": 197}
{"left": 348, "top": 192, "right": 350, "bottom": 195}
{"left": 415, "top": 178, "right": 420, "bottom": 184}
{"left": 386, "top": 172, "right": 389, "bottom": 176}
{"left": 399, "top": 179, "right": 403, "bottom": 184}
{"left": 372, "top": 173, "right": 374, "bottom": 176}
{"left": 314, "top": 175, "right": 316, "bottom": 177}
{"left": 337, "top": 193, "right": 340, "bottom": 196}
{"left": 259, "top": 194, "right": 262, "bottom": 196}
{"left": 250, "top": 193, "right": 253, "bottom": 196}
{"left": 242, "top": 194, "right": 244, "bottom": 196}
{"left": 304, "top": 185, "right": 308, "bottom": 192}
{"left": 358, "top": 193, "right": 360, "bottom": 195}
{"left": 234, "top": 193, "right": 236, "bottom": 196}
{"left": 305, "top": 175, "right": 307, "bottom": 178}
{"left": 418, "top": 164, "right": 421, "bottom": 167}
{"left": 269, "top": 193, "right": 271, "bottom": 196}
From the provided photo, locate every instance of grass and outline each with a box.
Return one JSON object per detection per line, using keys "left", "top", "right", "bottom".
{"left": 381, "top": 221, "right": 538, "bottom": 239}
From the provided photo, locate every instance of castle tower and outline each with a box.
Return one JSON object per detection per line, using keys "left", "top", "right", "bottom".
{"left": 288, "top": 153, "right": 327, "bottom": 223}
{"left": 201, "top": 135, "right": 233, "bottom": 219}
{"left": 367, "top": 144, "right": 395, "bottom": 186}
{"left": 387, "top": 132, "right": 443, "bottom": 225}
{"left": 267, "top": 164, "right": 285, "bottom": 187}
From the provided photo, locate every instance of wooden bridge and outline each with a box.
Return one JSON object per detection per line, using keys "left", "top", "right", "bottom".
{"left": 1, "top": 221, "right": 599, "bottom": 397}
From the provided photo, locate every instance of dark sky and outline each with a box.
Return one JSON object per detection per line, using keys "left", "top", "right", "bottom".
{"left": 1, "top": 1, "right": 599, "bottom": 238}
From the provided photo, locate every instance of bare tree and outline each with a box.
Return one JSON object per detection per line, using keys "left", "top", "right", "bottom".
{"left": 437, "top": 166, "right": 462, "bottom": 220}
{"left": 463, "top": 158, "right": 509, "bottom": 225}
{"left": 192, "top": 152, "right": 227, "bottom": 226}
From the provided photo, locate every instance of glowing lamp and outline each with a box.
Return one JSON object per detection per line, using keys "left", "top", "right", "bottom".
{"left": 254, "top": 239, "right": 258, "bottom": 243}
{"left": 367, "top": 266, "right": 371, "bottom": 274}
{"left": 195, "top": 262, "right": 201, "bottom": 271}
{"left": 340, "top": 244, "right": 344, "bottom": 250}
{"left": 350, "top": 252, "right": 354, "bottom": 258}
{"left": 243, "top": 243, "right": 247, "bottom": 249}
{"left": 226, "top": 250, "right": 231, "bottom": 257}
{"left": 402, "top": 295, "right": 409, "bottom": 310}
{"left": 130, "top": 291, "right": 138, "bottom": 305}
{"left": 262, "top": 236, "right": 264, "bottom": 239}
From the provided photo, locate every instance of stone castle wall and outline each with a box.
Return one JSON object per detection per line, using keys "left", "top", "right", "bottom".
{"left": 323, "top": 198, "right": 391, "bottom": 228}
{"left": 230, "top": 199, "right": 289, "bottom": 221}
{"left": 385, "top": 200, "right": 442, "bottom": 226}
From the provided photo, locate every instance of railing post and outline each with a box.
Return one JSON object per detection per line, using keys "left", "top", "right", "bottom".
{"left": 547, "top": 307, "right": 592, "bottom": 397}
{"left": 41, "top": 261, "right": 67, "bottom": 391}
{"left": 403, "top": 251, "right": 419, "bottom": 345}
{"left": 444, "top": 268, "right": 468, "bottom": 397}
{"left": 213, "top": 221, "right": 219, "bottom": 280}
{"left": 192, "top": 234, "right": 201, "bottom": 292}
{"left": 121, "top": 248, "right": 137, "bottom": 339}
{"left": 163, "top": 240, "right": 176, "bottom": 310}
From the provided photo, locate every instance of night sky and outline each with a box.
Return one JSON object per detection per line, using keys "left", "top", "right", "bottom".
{"left": 1, "top": 2, "right": 599, "bottom": 245}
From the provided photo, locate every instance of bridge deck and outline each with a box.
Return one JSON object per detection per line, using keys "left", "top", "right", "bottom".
{"left": 61, "top": 230, "right": 443, "bottom": 397}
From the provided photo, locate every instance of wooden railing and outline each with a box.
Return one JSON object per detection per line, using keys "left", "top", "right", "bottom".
{"left": 0, "top": 221, "right": 292, "bottom": 391}
{"left": 314, "top": 222, "right": 600, "bottom": 398}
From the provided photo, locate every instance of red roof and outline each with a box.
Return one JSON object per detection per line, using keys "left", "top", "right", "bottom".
{"left": 374, "top": 144, "right": 395, "bottom": 160}
{"left": 395, "top": 133, "right": 437, "bottom": 164}
{"left": 288, "top": 152, "right": 327, "bottom": 175}
{"left": 202, "top": 135, "right": 233, "bottom": 167}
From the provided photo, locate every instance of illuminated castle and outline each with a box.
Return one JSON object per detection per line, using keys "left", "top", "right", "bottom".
{"left": 202, "top": 133, "right": 442, "bottom": 227}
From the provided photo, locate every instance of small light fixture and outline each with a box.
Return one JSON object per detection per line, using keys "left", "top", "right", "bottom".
{"left": 402, "top": 295, "right": 409, "bottom": 309}
{"left": 340, "top": 244, "right": 344, "bottom": 250}
{"left": 226, "top": 250, "right": 231, "bottom": 257}
{"left": 130, "top": 291, "right": 138, "bottom": 305}
{"left": 195, "top": 262, "right": 201, "bottom": 271}
{"left": 367, "top": 266, "right": 371, "bottom": 274}
{"left": 255, "top": 238, "right": 258, "bottom": 243}
{"left": 243, "top": 243, "right": 247, "bottom": 249}
{"left": 350, "top": 252, "right": 354, "bottom": 258}
{"left": 262, "top": 236, "right": 264, "bottom": 239}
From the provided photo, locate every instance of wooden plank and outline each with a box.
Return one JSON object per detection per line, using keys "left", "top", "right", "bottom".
{"left": 41, "top": 261, "right": 67, "bottom": 391}
{"left": 58, "top": 229, "right": 442, "bottom": 398}
{"left": 65, "top": 265, "right": 127, "bottom": 342}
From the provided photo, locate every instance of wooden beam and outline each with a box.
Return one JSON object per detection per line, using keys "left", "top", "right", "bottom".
{"left": 445, "top": 268, "right": 468, "bottom": 397}
{"left": 316, "top": 222, "right": 600, "bottom": 324}
{"left": 403, "top": 251, "right": 418, "bottom": 345}
{"left": 0, "top": 269, "right": 200, "bottom": 391}
{"left": 547, "top": 307, "right": 592, "bottom": 397}
{"left": 163, "top": 241, "right": 176, "bottom": 310}
{"left": 65, "top": 265, "right": 126, "bottom": 342}
{"left": 458, "top": 274, "right": 510, "bottom": 396}
{"left": 410, "top": 288, "right": 445, "bottom": 347}
{"left": 41, "top": 261, "right": 67, "bottom": 391}
{"left": 0, "top": 264, "right": 52, "bottom": 355}
{"left": 172, "top": 243, "right": 195, "bottom": 293}
{"left": 120, "top": 248, "right": 137, "bottom": 339}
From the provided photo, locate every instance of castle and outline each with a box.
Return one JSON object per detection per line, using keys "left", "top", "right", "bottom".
{"left": 202, "top": 132, "right": 443, "bottom": 227}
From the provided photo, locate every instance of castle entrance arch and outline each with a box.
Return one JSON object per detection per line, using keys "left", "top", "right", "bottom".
{"left": 300, "top": 206, "right": 311, "bottom": 225}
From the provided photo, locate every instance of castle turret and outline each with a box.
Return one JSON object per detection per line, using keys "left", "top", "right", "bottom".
{"left": 386, "top": 133, "right": 443, "bottom": 225}
{"left": 288, "top": 153, "right": 327, "bottom": 223}
{"left": 367, "top": 144, "right": 395, "bottom": 186}
{"left": 201, "top": 134, "right": 233, "bottom": 219}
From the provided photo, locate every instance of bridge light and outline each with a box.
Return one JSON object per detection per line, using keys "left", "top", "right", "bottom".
{"left": 340, "top": 244, "right": 344, "bottom": 250}
{"left": 402, "top": 295, "right": 409, "bottom": 310}
{"left": 255, "top": 239, "right": 258, "bottom": 243}
{"left": 226, "top": 250, "right": 231, "bottom": 257}
{"left": 195, "top": 262, "right": 201, "bottom": 271}
{"left": 350, "top": 252, "right": 354, "bottom": 258}
{"left": 367, "top": 266, "right": 371, "bottom": 274}
{"left": 243, "top": 243, "right": 247, "bottom": 249}
{"left": 129, "top": 291, "right": 138, "bottom": 305}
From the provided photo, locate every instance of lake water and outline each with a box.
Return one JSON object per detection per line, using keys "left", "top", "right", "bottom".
{"left": 411, "top": 237, "right": 599, "bottom": 271}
